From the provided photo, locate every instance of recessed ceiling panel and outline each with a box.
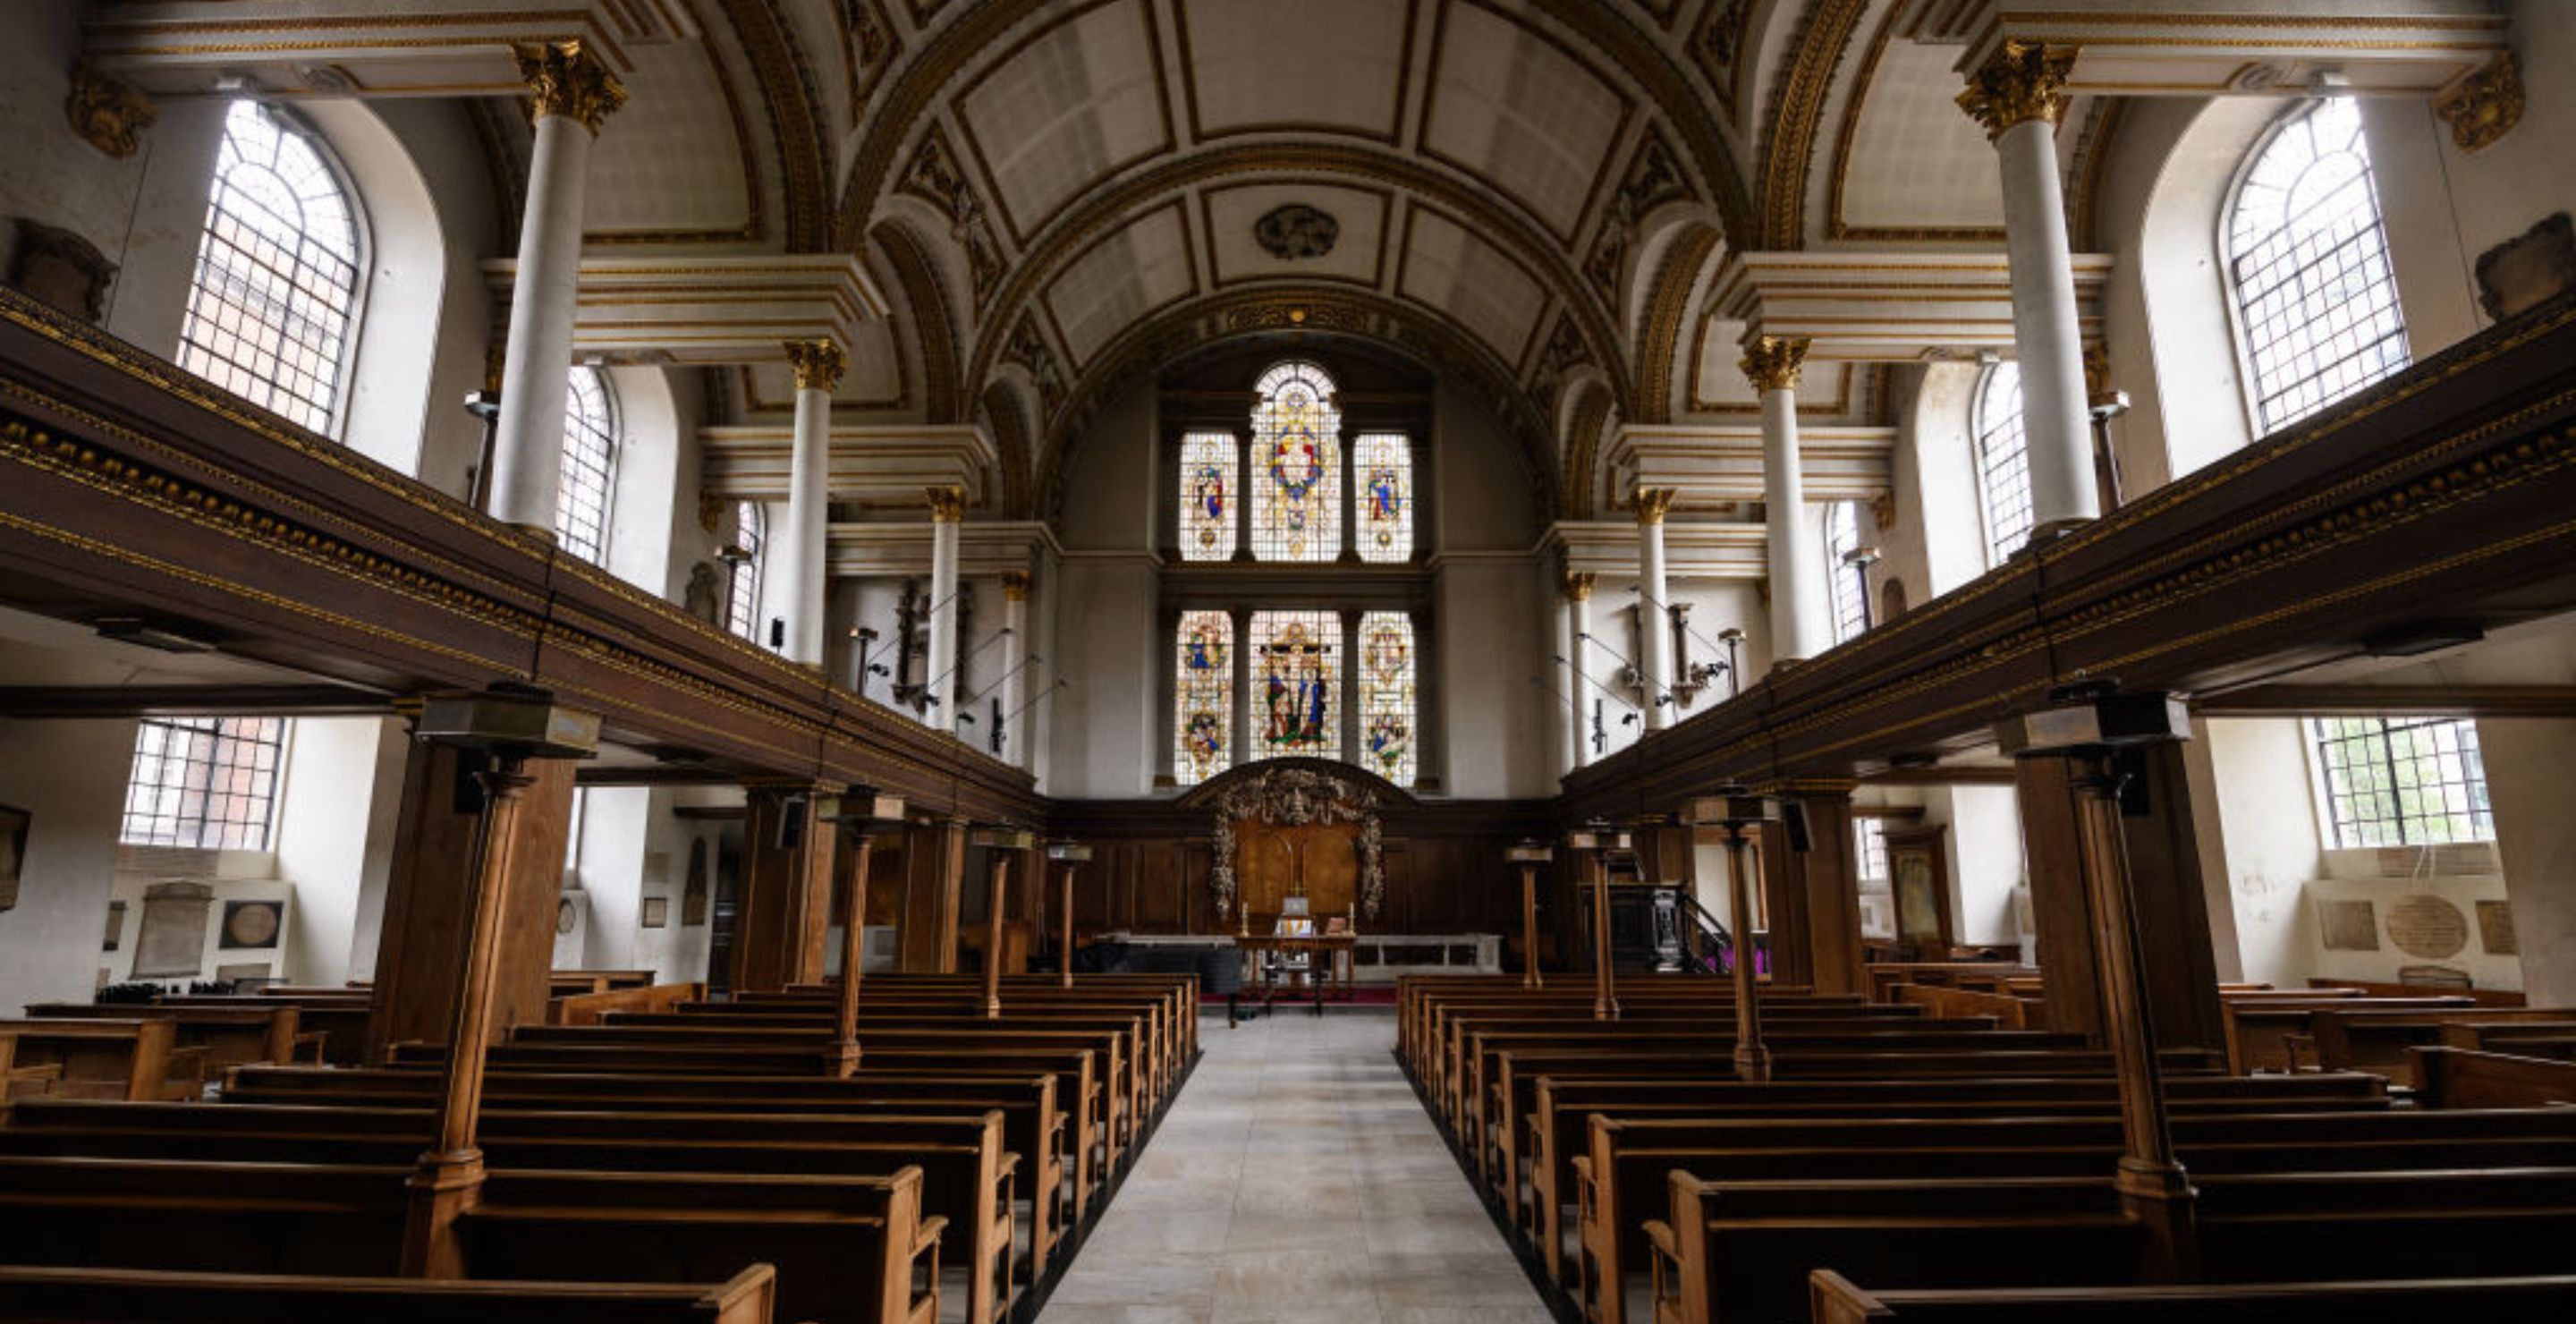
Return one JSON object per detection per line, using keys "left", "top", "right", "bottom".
{"left": 1398, "top": 206, "right": 1544, "bottom": 366}
{"left": 958, "top": 0, "right": 1174, "bottom": 242}
{"left": 1690, "top": 317, "right": 1848, "bottom": 412}
{"left": 1177, "top": 0, "right": 1412, "bottom": 141}
{"left": 1203, "top": 182, "right": 1389, "bottom": 287}
{"left": 584, "top": 42, "right": 754, "bottom": 238}
{"left": 1419, "top": 0, "right": 1628, "bottom": 241}
{"left": 1837, "top": 38, "right": 2004, "bottom": 233}
{"left": 1044, "top": 203, "right": 1198, "bottom": 366}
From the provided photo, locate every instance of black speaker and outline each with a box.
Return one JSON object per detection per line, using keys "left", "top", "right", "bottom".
{"left": 775, "top": 794, "right": 806, "bottom": 852}
{"left": 1784, "top": 801, "right": 1812, "bottom": 853}
{"left": 769, "top": 617, "right": 786, "bottom": 649}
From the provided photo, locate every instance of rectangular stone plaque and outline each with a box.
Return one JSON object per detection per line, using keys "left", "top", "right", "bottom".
{"left": 132, "top": 880, "right": 215, "bottom": 978}
{"left": 2476, "top": 900, "right": 2518, "bottom": 956}
{"left": 2318, "top": 898, "right": 2380, "bottom": 952}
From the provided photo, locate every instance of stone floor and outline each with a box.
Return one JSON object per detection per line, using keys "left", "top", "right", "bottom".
{"left": 1033, "top": 1006, "right": 1553, "bottom": 1324}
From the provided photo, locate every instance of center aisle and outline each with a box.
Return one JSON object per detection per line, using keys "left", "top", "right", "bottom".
{"left": 1035, "top": 1006, "right": 1552, "bottom": 1324}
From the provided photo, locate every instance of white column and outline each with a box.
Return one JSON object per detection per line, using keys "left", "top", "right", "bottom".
{"left": 484, "top": 41, "right": 625, "bottom": 537}
{"left": 1745, "top": 335, "right": 1833, "bottom": 666}
{"left": 1635, "top": 490, "right": 1675, "bottom": 731}
{"left": 1555, "top": 573, "right": 1584, "bottom": 772}
{"left": 924, "top": 486, "right": 963, "bottom": 728}
{"left": 778, "top": 339, "right": 842, "bottom": 668}
{"left": 1000, "top": 570, "right": 1030, "bottom": 766}
{"left": 1962, "top": 41, "right": 2098, "bottom": 542}
{"left": 1566, "top": 572, "right": 1596, "bottom": 762}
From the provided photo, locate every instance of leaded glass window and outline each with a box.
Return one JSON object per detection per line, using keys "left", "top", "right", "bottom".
{"left": 178, "top": 101, "right": 362, "bottom": 436}
{"left": 1974, "top": 362, "right": 2032, "bottom": 567}
{"left": 2309, "top": 717, "right": 2491, "bottom": 848}
{"left": 1174, "top": 611, "right": 1234, "bottom": 786}
{"left": 1354, "top": 433, "right": 1413, "bottom": 564}
{"left": 557, "top": 367, "right": 618, "bottom": 564}
{"left": 1825, "top": 501, "right": 1868, "bottom": 645}
{"left": 2227, "top": 98, "right": 2410, "bottom": 435}
{"left": 1356, "top": 612, "right": 1417, "bottom": 786}
{"left": 1249, "top": 361, "right": 1342, "bottom": 561}
{"left": 1251, "top": 610, "right": 1342, "bottom": 760}
{"left": 1854, "top": 816, "right": 1890, "bottom": 884}
{"left": 725, "top": 500, "right": 766, "bottom": 641}
{"left": 120, "top": 717, "right": 289, "bottom": 850}
{"left": 1178, "top": 430, "right": 1239, "bottom": 561}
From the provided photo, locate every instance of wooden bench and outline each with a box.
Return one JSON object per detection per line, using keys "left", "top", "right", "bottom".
{"left": 25, "top": 1002, "right": 305, "bottom": 1073}
{"left": 0, "top": 1019, "right": 195, "bottom": 1100}
{"left": 2306, "top": 1006, "right": 2576, "bottom": 1075}
{"left": 1807, "top": 1268, "right": 2576, "bottom": 1324}
{"left": 2413, "top": 1046, "right": 2576, "bottom": 1108}
{"left": 550, "top": 981, "right": 707, "bottom": 1026}
{"left": 0, "top": 1262, "right": 781, "bottom": 1324}
{"left": 2217, "top": 996, "right": 2476, "bottom": 1074}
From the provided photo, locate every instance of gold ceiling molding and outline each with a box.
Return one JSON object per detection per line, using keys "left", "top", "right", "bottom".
{"left": 1753, "top": 0, "right": 1871, "bottom": 249}
{"left": 1560, "top": 384, "right": 1615, "bottom": 519}
{"left": 897, "top": 122, "right": 1005, "bottom": 312}
{"left": 872, "top": 219, "right": 962, "bottom": 420}
{"left": 1000, "top": 311, "right": 1068, "bottom": 423}
{"left": 590, "top": 35, "right": 767, "bottom": 246}
{"left": 839, "top": 0, "right": 900, "bottom": 116}
{"left": 1631, "top": 223, "right": 1721, "bottom": 429}
{"left": 978, "top": 379, "right": 1034, "bottom": 518}
{"left": 1587, "top": 123, "right": 1696, "bottom": 303}
{"left": 1691, "top": 0, "right": 1752, "bottom": 127}
{"left": 2433, "top": 51, "right": 2522, "bottom": 154}
{"left": 714, "top": 0, "right": 831, "bottom": 252}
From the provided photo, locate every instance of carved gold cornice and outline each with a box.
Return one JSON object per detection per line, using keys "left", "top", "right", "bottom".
{"left": 1739, "top": 335, "right": 1810, "bottom": 393}
{"left": 1000, "top": 569, "right": 1030, "bottom": 601}
{"left": 1564, "top": 570, "right": 1597, "bottom": 602}
{"left": 515, "top": 39, "right": 627, "bottom": 133}
{"left": 2433, "top": 51, "right": 2522, "bottom": 153}
{"left": 1755, "top": 0, "right": 1870, "bottom": 248}
{"left": 1958, "top": 41, "right": 2077, "bottom": 141}
{"left": 1634, "top": 488, "right": 1679, "bottom": 526}
{"left": 784, "top": 337, "right": 848, "bottom": 393}
{"left": 64, "top": 59, "right": 157, "bottom": 159}
{"left": 1633, "top": 225, "right": 1720, "bottom": 427}
{"left": 925, "top": 484, "right": 966, "bottom": 522}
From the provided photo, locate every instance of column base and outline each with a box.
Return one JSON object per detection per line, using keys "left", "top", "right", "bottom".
{"left": 400, "top": 1148, "right": 488, "bottom": 1278}
{"left": 2114, "top": 1159, "right": 2199, "bottom": 1282}
{"left": 503, "top": 522, "right": 559, "bottom": 546}
{"left": 1593, "top": 997, "right": 1621, "bottom": 1022}
{"left": 1733, "top": 1042, "right": 1772, "bottom": 1082}
{"left": 822, "top": 1040, "right": 862, "bottom": 1077}
{"left": 2027, "top": 515, "right": 2096, "bottom": 547}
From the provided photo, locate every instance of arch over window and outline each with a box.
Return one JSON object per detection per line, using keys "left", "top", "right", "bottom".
{"left": 557, "top": 368, "right": 619, "bottom": 564}
{"left": 1250, "top": 361, "right": 1343, "bottom": 562}
{"left": 1974, "top": 362, "right": 2033, "bottom": 567}
{"left": 178, "top": 101, "right": 364, "bottom": 437}
{"left": 1825, "top": 501, "right": 1868, "bottom": 645}
{"left": 1178, "top": 430, "right": 1238, "bottom": 562}
{"left": 2226, "top": 98, "right": 2410, "bottom": 434}
{"left": 725, "top": 499, "right": 766, "bottom": 641}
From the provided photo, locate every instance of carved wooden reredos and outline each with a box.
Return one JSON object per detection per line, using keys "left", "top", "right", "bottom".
{"left": 1182, "top": 760, "right": 1409, "bottom": 921}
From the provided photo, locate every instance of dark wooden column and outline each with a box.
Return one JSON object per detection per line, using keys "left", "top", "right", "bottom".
{"left": 1788, "top": 784, "right": 1867, "bottom": 997}
{"left": 733, "top": 783, "right": 838, "bottom": 993}
{"left": 2018, "top": 744, "right": 2224, "bottom": 1051}
{"left": 1755, "top": 814, "right": 1811, "bottom": 988}
{"left": 899, "top": 817, "right": 969, "bottom": 972}
{"left": 369, "top": 739, "right": 579, "bottom": 1060}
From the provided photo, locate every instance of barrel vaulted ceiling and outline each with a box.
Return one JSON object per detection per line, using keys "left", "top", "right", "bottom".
{"left": 86, "top": 0, "right": 2163, "bottom": 521}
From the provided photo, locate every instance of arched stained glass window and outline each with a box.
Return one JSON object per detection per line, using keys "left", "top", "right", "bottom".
{"left": 1251, "top": 609, "right": 1342, "bottom": 760}
{"left": 725, "top": 499, "right": 766, "bottom": 641}
{"left": 2227, "top": 98, "right": 2410, "bottom": 435}
{"left": 1825, "top": 501, "right": 1868, "bottom": 645}
{"left": 1178, "top": 430, "right": 1238, "bottom": 561}
{"left": 178, "top": 100, "right": 363, "bottom": 436}
{"left": 1974, "top": 362, "right": 2032, "bottom": 567}
{"left": 1357, "top": 612, "right": 1417, "bottom": 786}
{"left": 1353, "top": 433, "right": 1412, "bottom": 564}
{"left": 557, "top": 367, "right": 619, "bottom": 564}
{"left": 1174, "top": 611, "right": 1234, "bottom": 786}
{"left": 1249, "top": 361, "right": 1342, "bottom": 561}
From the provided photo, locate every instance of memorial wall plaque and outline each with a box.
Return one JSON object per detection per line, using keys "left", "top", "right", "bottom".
{"left": 0, "top": 802, "right": 27, "bottom": 912}
{"left": 222, "top": 899, "right": 282, "bottom": 949}
{"left": 103, "top": 900, "right": 124, "bottom": 951}
{"left": 133, "top": 880, "right": 215, "bottom": 978}
{"left": 2476, "top": 900, "right": 2518, "bottom": 955}
{"left": 2318, "top": 898, "right": 2379, "bottom": 952}
{"left": 2385, "top": 894, "right": 2470, "bottom": 960}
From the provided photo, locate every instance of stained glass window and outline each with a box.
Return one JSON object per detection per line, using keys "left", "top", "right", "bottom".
{"left": 1174, "top": 612, "right": 1234, "bottom": 786}
{"left": 1178, "top": 430, "right": 1238, "bottom": 561}
{"left": 120, "top": 717, "right": 289, "bottom": 850}
{"left": 1353, "top": 433, "right": 1412, "bottom": 564}
{"left": 178, "top": 101, "right": 362, "bottom": 436}
{"left": 1251, "top": 610, "right": 1342, "bottom": 760}
{"left": 2228, "top": 98, "right": 2410, "bottom": 435}
{"left": 1974, "top": 362, "right": 2032, "bottom": 567}
{"left": 2309, "top": 717, "right": 2491, "bottom": 848}
{"left": 1356, "top": 611, "right": 1417, "bottom": 786}
{"left": 1249, "top": 361, "right": 1342, "bottom": 561}
{"left": 557, "top": 367, "right": 618, "bottom": 564}
{"left": 725, "top": 500, "right": 765, "bottom": 641}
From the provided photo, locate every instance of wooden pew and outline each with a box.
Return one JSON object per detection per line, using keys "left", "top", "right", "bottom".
{"left": 174, "top": 994, "right": 370, "bottom": 1065}
{"left": 1806, "top": 1268, "right": 2576, "bottom": 1324}
{"left": 1894, "top": 982, "right": 2029, "bottom": 1029}
{"left": 2413, "top": 1046, "right": 2576, "bottom": 1108}
{"left": 0, "top": 1019, "right": 193, "bottom": 1100}
{"left": 2216, "top": 996, "right": 2474, "bottom": 1074}
{"left": 2306, "top": 1005, "right": 2576, "bottom": 1076}
{"left": 550, "top": 980, "right": 706, "bottom": 1026}
{"left": 25, "top": 1002, "right": 304, "bottom": 1073}
{"left": 0, "top": 1262, "right": 782, "bottom": 1324}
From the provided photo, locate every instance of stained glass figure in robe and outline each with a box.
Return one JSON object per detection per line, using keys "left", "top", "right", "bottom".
{"left": 1177, "top": 430, "right": 1237, "bottom": 562}
{"left": 1250, "top": 362, "right": 1342, "bottom": 562}
{"left": 1353, "top": 433, "right": 1411, "bottom": 564}
{"left": 1357, "top": 612, "right": 1416, "bottom": 786}
{"left": 1173, "top": 611, "right": 1233, "bottom": 785}
{"left": 1252, "top": 610, "right": 1341, "bottom": 760}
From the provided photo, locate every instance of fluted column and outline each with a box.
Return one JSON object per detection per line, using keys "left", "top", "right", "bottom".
{"left": 1745, "top": 335, "right": 1832, "bottom": 666}
{"left": 923, "top": 486, "right": 964, "bottom": 728}
{"left": 1000, "top": 570, "right": 1030, "bottom": 765}
{"left": 779, "top": 338, "right": 843, "bottom": 668}
{"left": 1565, "top": 572, "right": 1596, "bottom": 761}
{"left": 484, "top": 41, "right": 625, "bottom": 539}
{"left": 1961, "top": 42, "right": 2098, "bottom": 544}
{"left": 1634, "top": 489, "right": 1676, "bottom": 730}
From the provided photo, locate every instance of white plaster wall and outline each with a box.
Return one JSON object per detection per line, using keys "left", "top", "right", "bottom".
{"left": 0, "top": 717, "right": 140, "bottom": 1014}
{"left": 2481, "top": 717, "right": 2576, "bottom": 1004}
{"left": 270, "top": 716, "right": 400, "bottom": 988}
{"left": 1435, "top": 555, "right": 1547, "bottom": 797}
{"left": 572, "top": 785, "right": 650, "bottom": 971}
{"left": 1892, "top": 363, "right": 1991, "bottom": 599}
{"left": 601, "top": 366, "right": 690, "bottom": 596}
{"left": 628, "top": 798, "right": 716, "bottom": 983}
{"left": 366, "top": 98, "right": 501, "bottom": 499}
{"left": 1936, "top": 785, "right": 2025, "bottom": 947}
{"left": 1049, "top": 556, "right": 1160, "bottom": 798}
{"left": 2199, "top": 717, "right": 2326, "bottom": 987}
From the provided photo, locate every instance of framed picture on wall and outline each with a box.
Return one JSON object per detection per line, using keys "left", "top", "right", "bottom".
{"left": 641, "top": 896, "right": 669, "bottom": 929}
{"left": 0, "top": 802, "right": 29, "bottom": 912}
{"left": 1883, "top": 824, "right": 1953, "bottom": 959}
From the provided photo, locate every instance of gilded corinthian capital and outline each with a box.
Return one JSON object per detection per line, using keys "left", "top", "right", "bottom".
{"left": 1957, "top": 41, "right": 2076, "bottom": 140}
{"left": 516, "top": 40, "right": 628, "bottom": 133}
{"left": 65, "top": 60, "right": 157, "bottom": 159}
{"left": 1563, "top": 571, "right": 1597, "bottom": 603}
{"left": 1633, "top": 488, "right": 1679, "bottom": 527}
{"left": 784, "top": 337, "right": 847, "bottom": 393}
{"left": 925, "top": 485, "right": 967, "bottom": 522}
{"left": 1738, "top": 335, "right": 1810, "bottom": 393}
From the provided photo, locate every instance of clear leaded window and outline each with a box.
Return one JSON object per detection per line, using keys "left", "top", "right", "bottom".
{"left": 1825, "top": 501, "right": 1868, "bottom": 645}
{"left": 2228, "top": 98, "right": 2411, "bottom": 435}
{"left": 1356, "top": 612, "right": 1418, "bottom": 785}
{"left": 1174, "top": 611, "right": 1234, "bottom": 787}
{"left": 1178, "top": 430, "right": 1239, "bottom": 562}
{"left": 120, "top": 717, "right": 288, "bottom": 850}
{"left": 1251, "top": 610, "right": 1343, "bottom": 760}
{"left": 725, "top": 499, "right": 766, "bottom": 641}
{"left": 557, "top": 367, "right": 618, "bottom": 564}
{"left": 1974, "top": 362, "right": 2032, "bottom": 567}
{"left": 1249, "top": 361, "right": 1342, "bottom": 562}
{"left": 178, "top": 101, "right": 362, "bottom": 436}
{"left": 2309, "top": 717, "right": 2491, "bottom": 848}
{"left": 1354, "top": 433, "right": 1413, "bottom": 563}
{"left": 1854, "top": 816, "right": 1890, "bottom": 885}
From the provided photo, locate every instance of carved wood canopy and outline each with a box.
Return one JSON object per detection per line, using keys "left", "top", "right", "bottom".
{"left": 1180, "top": 759, "right": 1410, "bottom": 921}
